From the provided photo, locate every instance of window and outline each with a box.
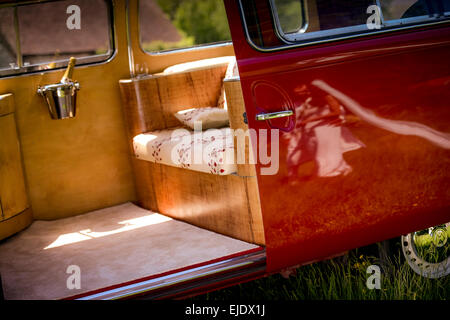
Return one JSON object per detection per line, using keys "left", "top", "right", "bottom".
{"left": 0, "top": 7, "right": 17, "bottom": 73}
{"left": 139, "top": 0, "right": 231, "bottom": 53}
{"left": 380, "top": 0, "right": 450, "bottom": 25}
{"left": 0, "top": 0, "right": 113, "bottom": 77}
{"left": 272, "top": 0, "right": 306, "bottom": 34}
{"left": 240, "top": 0, "right": 450, "bottom": 50}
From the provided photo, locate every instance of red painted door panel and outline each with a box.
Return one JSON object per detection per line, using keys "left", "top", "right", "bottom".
{"left": 225, "top": 0, "right": 450, "bottom": 272}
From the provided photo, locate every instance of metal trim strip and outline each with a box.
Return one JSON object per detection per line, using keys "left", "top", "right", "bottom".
{"left": 74, "top": 248, "right": 266, "bottom": 300}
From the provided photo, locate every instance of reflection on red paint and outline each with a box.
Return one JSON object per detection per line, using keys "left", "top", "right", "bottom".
{"left": 284, "top": 85, "right": 365, "bottom": 183}
{"left": 313, "top": 80, "right": 450, "bottom": 150}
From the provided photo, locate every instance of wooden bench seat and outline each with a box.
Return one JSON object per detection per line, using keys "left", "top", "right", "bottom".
{"left": 119, "top": 58, "right": 265, "bottom": 245}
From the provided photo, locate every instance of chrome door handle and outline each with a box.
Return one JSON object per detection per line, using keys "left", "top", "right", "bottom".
{"left": 255, "top": 110, "right": 293, "bottom": 121}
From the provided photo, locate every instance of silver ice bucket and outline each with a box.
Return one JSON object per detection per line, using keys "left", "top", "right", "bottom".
{"left": 37, "top": 81, "right": 80, "bottom": 120}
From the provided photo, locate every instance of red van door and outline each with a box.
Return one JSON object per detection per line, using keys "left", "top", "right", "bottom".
{"left": 224, "top": 0, "right": 450, "bottom": 272}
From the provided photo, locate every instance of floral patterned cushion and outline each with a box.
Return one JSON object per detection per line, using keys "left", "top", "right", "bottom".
{"left": 133, "top": 127, "right": 237, "bottom": 175}
{"left": 174, "top": 107, "right": 229, "bottom": 130}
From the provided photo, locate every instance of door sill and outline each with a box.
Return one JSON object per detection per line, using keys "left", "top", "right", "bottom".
{"left": 69, "top": 247, "right": 266, "bottom": 300}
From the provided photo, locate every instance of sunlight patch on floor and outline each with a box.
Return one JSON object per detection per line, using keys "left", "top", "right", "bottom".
{"left": 44, "top": 214, "right": 172, "bottom": 249}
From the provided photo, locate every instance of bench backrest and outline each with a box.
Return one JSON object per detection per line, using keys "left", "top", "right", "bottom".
{"left": 119, "top": 65, "right": 227, "bottom": 137}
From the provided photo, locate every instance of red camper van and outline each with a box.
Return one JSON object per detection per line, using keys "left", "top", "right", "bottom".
{"left": 0, "top": 0, "right": 448, "bottom": 300}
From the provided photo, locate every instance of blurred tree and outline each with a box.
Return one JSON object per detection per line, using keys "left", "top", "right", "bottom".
{"left": 156, "top": 0, "right": 182, "bottom": 20}
{"left": 157, "top": 0, "right": 231, "bottom": 45}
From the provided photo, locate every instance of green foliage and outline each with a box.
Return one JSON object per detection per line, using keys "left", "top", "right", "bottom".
{"left": 142, "top": 35, "right": 195, "bottom": 52}
{"left": 173, "top": 0, "right": 231, "bottom": 44}
{"left": 155, "top": 0, "right": 231, "bottom": 47}
{"left": 95, "top": 47, "right": 109, "bottom": 55}
{"left": 156, "top": 0, "right": 182, "bottom": 20}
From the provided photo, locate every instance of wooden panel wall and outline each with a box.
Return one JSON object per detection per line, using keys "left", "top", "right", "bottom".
{"left": 0, "top": 93, "right": 32, "bottom": 240}
{"left": 134, "top": 161, "right": 265, "bottom": 245}
{"left": 0, "top": 1, "right": 136, "bottom": 220}
{"left": 0, "top": 114, "right": 28, "bottom": 220}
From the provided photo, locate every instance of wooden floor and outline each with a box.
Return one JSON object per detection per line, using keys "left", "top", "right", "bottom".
{"left": 0, "top": 202, "right": 259, "bottom": 300}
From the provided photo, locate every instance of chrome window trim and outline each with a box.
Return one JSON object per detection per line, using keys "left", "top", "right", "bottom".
{"left": 238, "top": 0, "right": 450, "bottom": 53}
{"left": 141, "top": 41, "right": 234, "bottom": 57}
{"left": 75, "top": 248, "right": 266, "bottom": 300}
{"left": 0, "top": 53, "right": 114, "bottom": 78}
{"left": 137, "top": 0, "right": 233, "bottom": 56}
{"left": 125, "top": 0, "right": 135, "bottom": 78}
{"left": 13, "top": 6, "right": 23, "bottom": 69}
{"left": 0, "top": 0, "right": 116, "bottom": 78}
{"left": 268, "top": 0, "right": 309, "bottom": 38}
{"left": 283, "top": 24, "right": 372, "bottom": 42}
{"left": 382, "top": 14, "right": 446, "bottom": 28}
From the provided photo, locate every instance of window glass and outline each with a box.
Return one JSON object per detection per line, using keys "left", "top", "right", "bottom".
{"left": 272, "top": 0, "right": 305, "bottom": 34}
{"left": 0, "top": 7, "right": 17, "bottom": 72}
{"left": 139, "top": 0, "right": 231, "bottom": 53}
{"left": 313, "top": 0, "right": 377, "bottom": 30}
{"left": 380, "top": 0, "right": 450, "bottom": 21}
{"left": 0, "top": 0, "right": 113, "bottom": 77}
{"left": 242, "top": 0, "right": 450, "bottom": 50}
{"left": 381, "top": 0, "right": 421, "bottom": 20}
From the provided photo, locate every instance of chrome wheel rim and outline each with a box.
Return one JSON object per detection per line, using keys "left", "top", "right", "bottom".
{"left": 401, "top": 223, "right": 450, "bottom": 279}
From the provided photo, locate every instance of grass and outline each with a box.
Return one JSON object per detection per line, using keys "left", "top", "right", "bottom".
{"left": 141, "top": 36, "right": 195, "bottom": 53}
{"left": 413, "top": 227, "right": 450, "bottom": 264}
{"left": 192, "top": 239, "right": 449, "bottom": 300}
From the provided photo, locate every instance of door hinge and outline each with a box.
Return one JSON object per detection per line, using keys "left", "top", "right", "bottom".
{"left": 243, "top": 112, "right": 248, "bottom": 124}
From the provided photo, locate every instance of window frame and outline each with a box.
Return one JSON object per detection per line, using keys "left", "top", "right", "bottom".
{"left": 239, "top": 0, "right": 450, "bottom": 52}
{"left": 0, "top": 0, "right": 116, "bottom": 78}
{"left": 269, "top": 0, "right": 308, "bottom": 38}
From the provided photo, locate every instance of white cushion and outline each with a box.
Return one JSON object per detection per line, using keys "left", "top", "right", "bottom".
{"left": 133, "top": 127, "right": 237, "bottom": 175}
{"left": 163, "top": 56, "right": 235, "bottom": 74}
{"left": 174, "top": 107, "right": 229, "bottom": 130}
